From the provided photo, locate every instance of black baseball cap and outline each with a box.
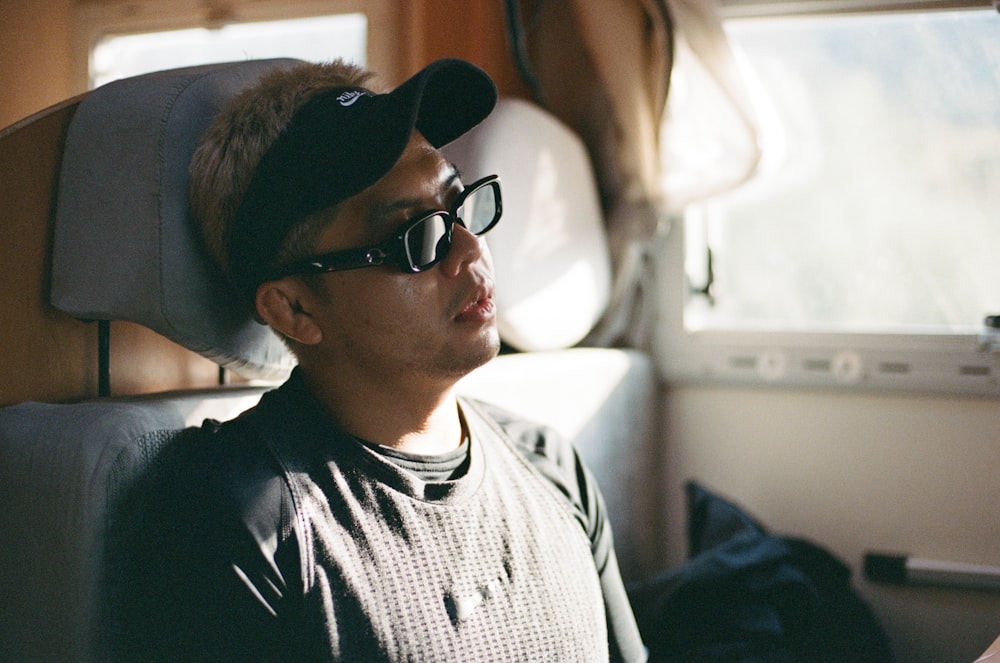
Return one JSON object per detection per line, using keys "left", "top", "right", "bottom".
{"left": 227, "top": 58, "right": 498, "bottom": 299}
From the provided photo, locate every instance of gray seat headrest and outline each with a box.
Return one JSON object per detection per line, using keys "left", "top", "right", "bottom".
{"left": 50, "top": 60, "right": 301, "bottom": 378}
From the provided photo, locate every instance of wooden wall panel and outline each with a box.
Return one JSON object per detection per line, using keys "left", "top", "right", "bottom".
{"left": 408, "top": 0, "right": 529, "bottom": 98}
{"left": 0, "top": 0, "right": 74, "bottom": 131}
{"left": 0, "top": 102, "right": 94, "bottom": 405}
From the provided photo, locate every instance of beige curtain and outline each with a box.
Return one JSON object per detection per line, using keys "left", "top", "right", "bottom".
{"left": 512, "top": 0, "right": 760, "bottom": 347}
{"left": 660, "top": 0, "right": 761, "bottom": 210}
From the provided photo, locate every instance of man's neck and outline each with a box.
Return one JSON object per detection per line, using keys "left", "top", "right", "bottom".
{"left": 300, "top": 364, "right": 465, "bottom": 456}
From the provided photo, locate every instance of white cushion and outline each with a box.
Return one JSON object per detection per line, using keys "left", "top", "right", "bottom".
{"left": 444, "top": 99, "right": 611, "bottom": 351}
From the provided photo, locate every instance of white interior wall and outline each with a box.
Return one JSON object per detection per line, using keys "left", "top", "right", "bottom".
{"left": 656, "top": 384, "right": 1000, "bottom": 662}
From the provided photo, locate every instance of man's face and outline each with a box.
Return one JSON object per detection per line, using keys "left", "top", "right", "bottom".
{"left": 294, "top": 132, "right": 501, "bottom": 387}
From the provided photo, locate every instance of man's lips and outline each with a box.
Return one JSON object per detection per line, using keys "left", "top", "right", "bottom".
{"left": 455, "top": 285, "right": 496, "bottom": 323}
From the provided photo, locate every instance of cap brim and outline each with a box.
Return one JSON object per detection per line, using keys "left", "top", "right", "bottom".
{"left": 401, "top": 58, "right": 500, "bottom": 148}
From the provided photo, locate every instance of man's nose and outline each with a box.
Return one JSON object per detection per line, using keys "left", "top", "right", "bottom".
{"left": 439, "top": 223, "right": 487, "bottom": 277}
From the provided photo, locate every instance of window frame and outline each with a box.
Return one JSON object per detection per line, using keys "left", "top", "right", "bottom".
{"left": 715, "top": 0, "right": 988, "bottom": 18}
{"left": 654, "top": 1, "right": 1000, "bottom": 397}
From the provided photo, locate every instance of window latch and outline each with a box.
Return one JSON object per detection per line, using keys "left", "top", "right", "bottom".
{"left": 689, "top": 246, "right": 716, "bottom": 307}
{"left": 979, "top": 314, "right": 1000, "bottom": 353}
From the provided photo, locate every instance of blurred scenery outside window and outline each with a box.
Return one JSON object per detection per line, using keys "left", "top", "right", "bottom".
{"left": 684, "top": 9, "right": 1000, "bottom": 335}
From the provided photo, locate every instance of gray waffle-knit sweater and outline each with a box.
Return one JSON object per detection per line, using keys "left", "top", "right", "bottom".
{"left": 280, "top": 396, "right": 608, "bottom": 660}
{"left": 106, "top": 370, "right": 647, "bottom": 662}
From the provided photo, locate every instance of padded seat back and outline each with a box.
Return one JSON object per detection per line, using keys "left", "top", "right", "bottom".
{"left": 0, "top": 389, "right": 267, "bottom": 662}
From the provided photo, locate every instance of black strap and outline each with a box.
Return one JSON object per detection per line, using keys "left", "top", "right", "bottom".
{"left": 502, "top": 0, "right": 547, "bottom": 106}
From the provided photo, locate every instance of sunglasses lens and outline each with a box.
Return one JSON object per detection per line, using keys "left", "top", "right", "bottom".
{"left": 458, "top": 181, "right": 500, "bottom": 235}
{"left": 399, "top": 178, "right": 501, "bottom": 272}
{"left": 404, "top": 213, "right": 450, "bottom": 270}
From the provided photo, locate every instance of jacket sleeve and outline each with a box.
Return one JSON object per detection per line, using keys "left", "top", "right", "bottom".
{"left": 103, "top": 424, "right": 304, "bottom": 662}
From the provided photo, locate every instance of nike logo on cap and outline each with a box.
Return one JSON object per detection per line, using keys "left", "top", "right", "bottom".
{"left": 336, "top": 90, "right": 368, "bottom": 107}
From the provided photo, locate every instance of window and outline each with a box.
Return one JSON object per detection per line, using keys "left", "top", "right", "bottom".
{"left": 656, "top": 5, "right": 1000, "bottom": 395}
{"left": 74, "top": 0, "right": 403, "bottom": 91}
{"left": 90, "top": 14, "right": 368, "bottom": 89}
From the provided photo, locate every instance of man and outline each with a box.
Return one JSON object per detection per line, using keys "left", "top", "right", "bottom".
{"left": 108, "top": 58, "right": 646, "bottom": 662}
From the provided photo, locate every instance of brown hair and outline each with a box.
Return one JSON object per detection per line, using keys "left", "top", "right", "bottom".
{"left": 189, "top": 59, "right": 377, "bottom": 289}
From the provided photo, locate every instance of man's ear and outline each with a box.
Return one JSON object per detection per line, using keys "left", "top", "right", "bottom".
{"left": 255, "top": 280, "right": 323, "bottom": 346}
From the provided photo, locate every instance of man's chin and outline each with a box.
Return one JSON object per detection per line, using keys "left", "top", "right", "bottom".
{"left": 447, "top": 331, "right": 501, "bottom": 379}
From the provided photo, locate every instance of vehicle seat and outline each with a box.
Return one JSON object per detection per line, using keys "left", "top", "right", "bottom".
{"left": 0, "top": 59, "right": 301, "bottom": 663}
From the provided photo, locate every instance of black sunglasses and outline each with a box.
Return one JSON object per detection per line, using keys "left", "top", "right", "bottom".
{"left": 271, "top": 174, "right": 502, "bottom": 279}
